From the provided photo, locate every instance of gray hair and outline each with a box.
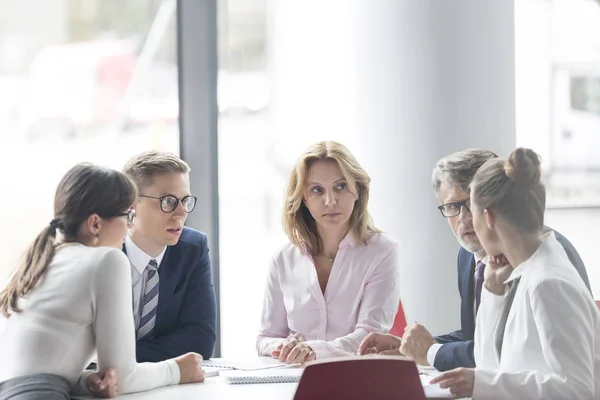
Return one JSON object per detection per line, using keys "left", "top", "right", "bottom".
{"left": 432, "top": 148, "right": 498, "bottom": 194}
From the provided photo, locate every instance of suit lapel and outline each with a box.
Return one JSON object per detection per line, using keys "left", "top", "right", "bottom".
{"left": 494, "top": 278, "right": 521, "bottom": 364}
{"left": 461, "top": 253, "right": 476, "bottom": 339}
{"left": 155, "top": 245, "right": 181, "bottom": 328}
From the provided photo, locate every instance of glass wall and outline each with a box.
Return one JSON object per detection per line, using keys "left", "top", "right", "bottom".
{"left": 0, "top": 0, "right": 179, "bottom": 282}
{"left": 515, "top": 0, "right": 600, "bottom": 295}
{"left": 217, "top": 0, "right": 278, "bottom": 358}
{"left": 216, "top": 0, "right": 361, "bottom": 357}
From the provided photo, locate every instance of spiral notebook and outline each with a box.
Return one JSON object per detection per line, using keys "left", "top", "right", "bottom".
{"left": 203, "top": 358, "right": 286, "bottom": 371}
{"left": 219, "top": 368, "right": 303, "bottom": 384}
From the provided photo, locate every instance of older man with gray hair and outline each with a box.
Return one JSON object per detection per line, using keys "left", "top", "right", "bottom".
{"left": 359, "top": 148, "right": 591, "bottom": 371}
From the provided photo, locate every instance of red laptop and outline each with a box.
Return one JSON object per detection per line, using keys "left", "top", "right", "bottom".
{"left": 293, "top": 356, "right": 428, "bottom": 400}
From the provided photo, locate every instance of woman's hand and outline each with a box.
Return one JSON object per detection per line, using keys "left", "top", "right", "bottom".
{"left": 271, "top": 333, "right": 315, "bottom": 364}
{"left": 430, "top": 368, "right": 475, "bottom": 398}
{"left": 175, "top": 352, "right": 205, "bottom": 384}
{"left": 87, "top": 367, "right": 119, "bottom": 398}
{"left": 484, "top": 254, "right": 513, "bottom": 296}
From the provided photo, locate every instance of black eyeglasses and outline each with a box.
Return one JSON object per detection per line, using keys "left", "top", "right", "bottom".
{"left": 139, "top": 194, "right": 197, "bottom": 213}
{"left": 437, "top": 199, "right": 471, "bottom": 218}
{"left": 118, "top": 209, "right": 136, "bottom": 225}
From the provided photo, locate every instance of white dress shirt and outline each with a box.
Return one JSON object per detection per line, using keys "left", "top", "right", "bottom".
{"left": 125, "top": 235, "right": 166, "bottom": 331}
{"left": 0, "top": 245, "right": 179, "bottom": 395}
{"left": 257, "top": 232, "right": 401, "bottom": 359}
{"left": 473, "top": 232, "right": 600, "bottom": 399}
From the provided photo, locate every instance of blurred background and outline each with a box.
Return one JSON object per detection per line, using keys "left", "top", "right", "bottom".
{"left": 0, "top": 0, "right": 599, "bottom": 357}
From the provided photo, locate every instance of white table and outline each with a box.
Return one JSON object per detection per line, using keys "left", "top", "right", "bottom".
{"left": 74, "top": 358, "right": 457, "bottom": 399}
{"left": 99, "top": 378, "right": 297, "bottom": 399}
{"left": 81, "top": 377, "right": 458, "bottom": 400}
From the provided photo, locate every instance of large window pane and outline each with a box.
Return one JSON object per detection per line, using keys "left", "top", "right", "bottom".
{"left": 217, "top": 0, "right": 359, "bottom": 357}
{"left": 0, "top": 0, "right": 179, "bottom": 282}
{"left": 515, "top": 0, "right": 600, "bottom": 295}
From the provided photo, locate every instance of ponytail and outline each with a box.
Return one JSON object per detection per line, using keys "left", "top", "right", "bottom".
{"left": 0, "top": 223, "right": 57, "bottom": 317}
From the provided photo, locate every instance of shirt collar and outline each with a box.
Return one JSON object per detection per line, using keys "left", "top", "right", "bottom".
{"left": 339, "top": 231, "right": 358, "bottom": 248}
{"left": 300, "top": 231, "right": 359, "bottom": 256}
{"left": 125, "top": 235, "right": 167, "bottom": 274}
{"left": 504, "top": 231, "right": 553, "bottom": 283}
{"left": 473, "top": 253, "right": 489, "bottom": 268}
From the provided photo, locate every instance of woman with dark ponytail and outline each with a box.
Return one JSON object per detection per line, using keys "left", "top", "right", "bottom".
{"left": 432, "top": 147, "right": 600, "bottom": 399}
{"left": 0, "top": 163, "right": 205, "bottom": 399}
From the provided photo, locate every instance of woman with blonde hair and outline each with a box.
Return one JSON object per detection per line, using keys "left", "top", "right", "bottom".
{"left": 432, "top": 147, "right": 600, "bottom": 399}
{"left": 256, "top": 141, "right": 401, "bottom": 364}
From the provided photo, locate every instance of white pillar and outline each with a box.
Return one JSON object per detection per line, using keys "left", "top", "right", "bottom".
{"left": 271, "top": 0, "right": 516, "bottom": 335}
{"left": 351, "top": 1, "right": 516, "bottom": 334}
{"left": 270, "top": 0, "right": 360, "bottom": 163}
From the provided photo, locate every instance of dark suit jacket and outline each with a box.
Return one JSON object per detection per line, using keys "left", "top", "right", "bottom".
{"left": 433, "top": 229, "right": 591, "bottom": 371}
{"left": 129, "top": 227, "right": 217, "bottom": 362}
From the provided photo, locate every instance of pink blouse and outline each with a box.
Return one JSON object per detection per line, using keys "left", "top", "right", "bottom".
{"left": 256, "top": 232, "right": 401, "bottom": 359}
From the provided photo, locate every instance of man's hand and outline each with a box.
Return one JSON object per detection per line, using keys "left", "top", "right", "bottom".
{"left": 484, "top": 254, "right": 513, "bottom": 296}
{"left": 87, "top": 368, "right": 119, "bottom": 398}
{"left": 400, "top": 323, "right": 435, "bottom": 366}
{"left": 430, "top": 368, "right": 475, "bottom": 398}
{"left": 358, "top": 333, "right": 402, "bottom": 356}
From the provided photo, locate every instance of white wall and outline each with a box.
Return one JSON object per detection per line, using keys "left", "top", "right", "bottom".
{"left": 349, "top": 0, "right": 516, "bottom": 334}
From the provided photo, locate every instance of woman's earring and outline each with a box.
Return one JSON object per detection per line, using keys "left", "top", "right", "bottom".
{"left": 93, "top": 233, "right": 99, "bottom": 246}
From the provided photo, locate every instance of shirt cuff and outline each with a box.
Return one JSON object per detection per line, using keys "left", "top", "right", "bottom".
{"left": 165, "top": 359, "right": 181, "bottom": 385}
{"left": 71, "top": 370, "right": 95, "bottom": 396}
{"left": 473, "top": 368, "right": 495, "bottom": 399}
{"left": 256, "top": 336, "right": 286, "bottom": 356}
{"left": 482, "top": 285, "right": 508, "bottom": 307}
{"left": 426, "top": 343, "right": 443, "bottom": 367}
{"left": 305, "top": 340, "right": 354, "bottom": 359}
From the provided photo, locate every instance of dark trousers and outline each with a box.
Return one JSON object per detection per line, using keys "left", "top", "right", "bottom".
{"left": 0, "top": 373, "right": 70, "bottom": 400}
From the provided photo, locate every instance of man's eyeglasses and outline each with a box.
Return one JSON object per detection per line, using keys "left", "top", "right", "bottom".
{"left": 139, "top": 194, "right": 197, "bottom": 213}
{"left": 118, "top": 209, "right": 136, "bottom": 225}
{"left": 437, "top": 199, "right": 471, "bottom": 218}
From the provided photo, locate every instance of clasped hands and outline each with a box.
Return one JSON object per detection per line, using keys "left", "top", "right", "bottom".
{"left": 358, "top": 322, "right": 435, "bottom": 366}
{"left": 271, "top": 333, "right": 316, "bottom": 364}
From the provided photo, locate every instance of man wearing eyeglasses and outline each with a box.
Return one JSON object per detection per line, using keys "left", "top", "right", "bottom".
{"left": 359, "top": 148, "right": 590, "bottom": 371}
{"left": 121, "top": 150, "right": 217, "bottom": 363}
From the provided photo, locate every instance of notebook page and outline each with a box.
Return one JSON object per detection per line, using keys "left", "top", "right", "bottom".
{"left": 203, "top": 358, "right": 287, "bottom": 371}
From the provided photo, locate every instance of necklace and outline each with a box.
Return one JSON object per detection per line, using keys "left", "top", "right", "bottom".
{"left": 55, "top": 242, "right": 83, "bottom": 250}
{"left": 322, "top": 254, "right": 335, "bottom": 263}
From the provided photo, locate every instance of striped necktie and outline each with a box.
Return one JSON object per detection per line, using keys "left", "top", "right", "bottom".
{"left": 137, "top": 259, "right": 159, "bottom": 340}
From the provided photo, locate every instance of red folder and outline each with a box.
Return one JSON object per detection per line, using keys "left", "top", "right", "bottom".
{"left": 293, "top": 356, "right": 426, "bottom": 400}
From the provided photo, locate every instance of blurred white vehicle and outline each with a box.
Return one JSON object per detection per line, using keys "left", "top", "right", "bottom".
{"left": 18, "top": 40, "right": 135, "bottom": 139}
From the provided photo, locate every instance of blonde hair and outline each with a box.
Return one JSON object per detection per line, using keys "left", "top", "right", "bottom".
{"left": 471, "top": 147, "right": 545, "bottom": 232}
{"left": 123, "top": 150, "right": 190, "bottom": 190}
{"left": 283, "top": 141, "right": 379, "bottom": 255}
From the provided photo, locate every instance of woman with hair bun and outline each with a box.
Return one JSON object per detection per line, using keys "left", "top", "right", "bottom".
{"left": 431, "top": 147, "right": 600, "bottom": 399}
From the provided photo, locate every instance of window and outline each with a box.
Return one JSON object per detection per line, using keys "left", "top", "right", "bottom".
{"left": 0, "top": 0, "right": 179, "bottom": 282}
{"left": 571, "top": 76, "right": 600, "bottom": 116}
{"left": 515, "top": 0, "right": 600, "bottom": 296}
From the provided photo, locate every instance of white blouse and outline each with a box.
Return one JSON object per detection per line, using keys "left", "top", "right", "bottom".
{"left": 0, "top": 245, "right": 179, "bottom": 395}
{"left": 474, "top": 232, "right": 600, "bottom": 399}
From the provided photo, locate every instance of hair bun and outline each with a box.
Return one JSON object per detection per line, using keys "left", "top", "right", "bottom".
{"left": 504, "top": 147, "right": 541, "bottom": 186}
